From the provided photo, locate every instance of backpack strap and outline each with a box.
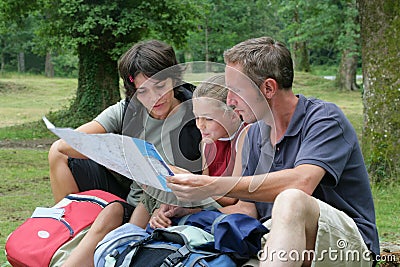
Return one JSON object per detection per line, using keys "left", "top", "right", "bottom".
{"left": 161, "top": 245, "right": 191, "bottom": 267}
{"left": 177, "top": 214, "right": 191, "bottom": 225}
{"left": 114, "top": 234, "right": 154, "bottom": 265}
{"left": 210, "top": 213, "right": 229, "bottom": 235}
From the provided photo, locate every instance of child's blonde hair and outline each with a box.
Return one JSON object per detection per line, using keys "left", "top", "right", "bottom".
{"left": 193, "top": 75, "right": 232, "bottom": 112}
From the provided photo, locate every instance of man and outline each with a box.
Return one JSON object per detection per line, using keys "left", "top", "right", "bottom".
{"left": 167, "top": 37, "right": 379, "bottom": 266}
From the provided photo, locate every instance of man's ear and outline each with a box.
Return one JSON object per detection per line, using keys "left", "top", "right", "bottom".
{"left": 260, "top": 78, "right": 278, "bottom": 99}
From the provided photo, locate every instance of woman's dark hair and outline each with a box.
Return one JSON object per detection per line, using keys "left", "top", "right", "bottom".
{"left": 118, "top": 40, "right": 183, "bottom": 98}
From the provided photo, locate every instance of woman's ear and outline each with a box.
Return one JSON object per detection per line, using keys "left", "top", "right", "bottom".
{"left": 260, "top": 78, "right": 278, "bottom": 99}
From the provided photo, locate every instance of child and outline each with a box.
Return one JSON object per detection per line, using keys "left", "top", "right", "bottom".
{"left": 130, "top": 74, "right": 250, "bottom": 229}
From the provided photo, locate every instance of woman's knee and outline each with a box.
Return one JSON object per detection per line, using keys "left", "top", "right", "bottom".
{"left": 48, "top": 140, "right": 67, "bottom": 166}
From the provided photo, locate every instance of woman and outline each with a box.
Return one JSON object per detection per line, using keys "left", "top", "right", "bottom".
{"left": 49, "top": 40, "right": 202, "bottom": 204}
{"left": 50, "top": 40, "right": 202, "bottom": 267}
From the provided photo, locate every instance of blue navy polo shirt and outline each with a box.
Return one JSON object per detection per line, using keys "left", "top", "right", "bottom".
{"left": 242, "top": 94, "right": 379, "bottom": 256}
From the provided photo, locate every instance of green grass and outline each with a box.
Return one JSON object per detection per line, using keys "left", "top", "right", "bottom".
{"left": 293, "top": 72, "right": 364, "bottom": 138}
{"left": 0, "top": 149, "right": 53, "bottom": 266}
{"left": 372, "top": 183, "right": 400, "bottom": 243}
{"left": 0, "top": 73, "right": 398, "bottom": 265}
{"left": 0, "top": 75, "right": 77, "bottom": 142}
{"left": 0, "top": 76, "right": 77, "bottom": 128}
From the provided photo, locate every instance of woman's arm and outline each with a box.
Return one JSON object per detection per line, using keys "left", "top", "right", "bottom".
{"left": 56, "top": 121, "right": 107, "bottom": 159}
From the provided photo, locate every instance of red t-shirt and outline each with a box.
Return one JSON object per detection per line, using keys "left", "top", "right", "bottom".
{"left": 204, "top": 123, "right": 247, "bottom": 176}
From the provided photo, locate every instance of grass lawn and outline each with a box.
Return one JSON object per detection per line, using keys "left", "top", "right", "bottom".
{"left": 0, "top": 74, "right": 77, "bottom": 128}
{"left": 0, "top": 73, "right": 399, "bottom": 265}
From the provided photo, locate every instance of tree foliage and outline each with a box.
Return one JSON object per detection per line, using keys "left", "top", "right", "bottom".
{"left": 358, "top": 0, "right": 400, "bottom": 182}
{"left": 277, "top": 0, "right": 359, "bottom": 79}
{"left": 19, "top": 0, "right": 199, "bottom": 126}
{"left": 186, "top": 0, "right": 282, "bottom": 65}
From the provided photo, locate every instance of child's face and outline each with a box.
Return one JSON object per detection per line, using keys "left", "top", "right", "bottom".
{"left": 193, "top": 98, "right": 239, "bottom": 143}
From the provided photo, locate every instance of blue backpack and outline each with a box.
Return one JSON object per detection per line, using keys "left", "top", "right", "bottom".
{"left": 174, "top": 210, "right": 268, "bottom": 260}
{"left": 94, "top": 223, "right": 236, "bottom": 267}
{"left": 94, "top": 210, "right": 269, "bottom": 267}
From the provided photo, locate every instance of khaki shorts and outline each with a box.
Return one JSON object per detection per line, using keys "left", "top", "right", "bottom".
{"left": 243, "top": 198, "right": 372, "bottom": 267}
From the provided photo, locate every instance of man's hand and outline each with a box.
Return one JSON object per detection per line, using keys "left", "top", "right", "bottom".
{"left": 166, "top": 174, "right": 238, "bottom": 202}
{"left": 168, "top": 165, "right": 191, "bottom": 174}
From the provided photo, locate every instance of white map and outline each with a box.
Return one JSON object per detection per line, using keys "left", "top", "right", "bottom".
{"left": 43, "top": 117, "right": 173, "bottom": 192}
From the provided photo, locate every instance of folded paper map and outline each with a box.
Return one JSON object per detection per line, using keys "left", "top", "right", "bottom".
{"left": 31, "top": 207, "right": 65, "bottom": 220}
{"left": 43, "top": 117, "right": 173, "bottom": 192}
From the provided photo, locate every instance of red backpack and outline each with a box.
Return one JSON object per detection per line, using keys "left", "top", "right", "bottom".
{"left": 5, "top": 190, "right": 124, "bottom": 267}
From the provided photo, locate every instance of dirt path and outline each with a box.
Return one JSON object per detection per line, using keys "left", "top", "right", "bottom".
{"left": 0, "top": 138, "right": 55, "bottom": 150}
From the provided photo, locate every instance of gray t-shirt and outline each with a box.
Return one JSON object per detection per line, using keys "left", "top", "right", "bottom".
{"left": 242, "top": 94, "right": 379, "bottom": 256}
{"left": 94, "top": 99, "right": 126, "bottom": 134}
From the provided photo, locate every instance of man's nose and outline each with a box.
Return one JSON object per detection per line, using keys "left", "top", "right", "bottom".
{"left": 227, "top": 90, "right": 237, "bottom": 108}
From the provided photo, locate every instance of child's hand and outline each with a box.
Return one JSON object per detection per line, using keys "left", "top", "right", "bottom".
{"left": 149, "top": 204, "right": 175, "bottom": 229}
{"left": 149, "top": 204, "right": 202, "bottom": 229}
{"left": 165, "top": 206, "right": 202, "bottom": 218}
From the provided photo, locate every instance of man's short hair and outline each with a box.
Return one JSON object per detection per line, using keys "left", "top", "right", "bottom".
{"left": 223, "top": 36, "right": 294, "bottom": 90}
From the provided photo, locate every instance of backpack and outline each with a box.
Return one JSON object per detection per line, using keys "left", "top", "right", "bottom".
{"left": 94, "top": 210, "right": 269, "bottom": 267}
{"left": 5, "top": 190, "right": 124, "bottom": 267}
{"left": 175, "top": 210, "right": 268, "bottom": 260}
{"left": 94, "top": 223, "right": 237, "bottom": 267}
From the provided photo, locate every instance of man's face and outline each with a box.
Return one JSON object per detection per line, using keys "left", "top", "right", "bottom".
{"left": 225, "top": 63, "right": 269, "bottom": 123}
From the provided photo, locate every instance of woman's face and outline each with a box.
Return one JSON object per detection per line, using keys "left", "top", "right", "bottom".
{"left": 134, "top": 73, "right": 178, "bottom": 119}
{"left": 193, "top": 97, "right": 240, "bottom": 143}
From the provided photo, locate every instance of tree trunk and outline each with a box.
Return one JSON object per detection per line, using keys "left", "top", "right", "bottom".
{"left": 45, "top": 52, "right": 54, "bottom": 78}
{"left": 184, "top": 52, "right": 193, "bottom": 73}
{"left": 337, "top": 0, "right": 360, "bottom": 91}
{"left": 293, "top": 41, "right": 310, "bottom": 72}
{"left": 336, "top": 49, "right": 359, "bottom": 91}
{"left": 204, "top": 18, "right": 210, "bottom": 73}
{"left": 358, "top": 0, "right": 400, "bottom": 182}
{"left": 68, "top": 44, "right": 121, "bottom": 125}
{"left": 292, "top": 8, "right": 310, "bottom": 72}
{"left": 1, "top": 52, "right": 4, "bottom": 72}
{"left": 17, "top": 52, "right": 25, "bottom": 72}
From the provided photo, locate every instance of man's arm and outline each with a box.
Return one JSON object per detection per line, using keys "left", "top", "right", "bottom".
{"left": 167, "top": 164, "right": 325, "bottom": 202}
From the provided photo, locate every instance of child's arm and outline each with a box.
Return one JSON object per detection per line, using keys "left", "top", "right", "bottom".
{"left": 213, "top": 125, "right": 251, "bottom": 207}
{"left": 213, "top": 196, "right": 238, "bottom": 206}
{"left": 200, "top": 141, "right": 209, "bottom": 175}
{"left": 129, "top": 202, "right": 151, "bottom": 229}
{"left": 232, "top": 124, "right": 250, "bottom": 177}
{"left": 219, "top": 200, "right": 258, "bottom": 218}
